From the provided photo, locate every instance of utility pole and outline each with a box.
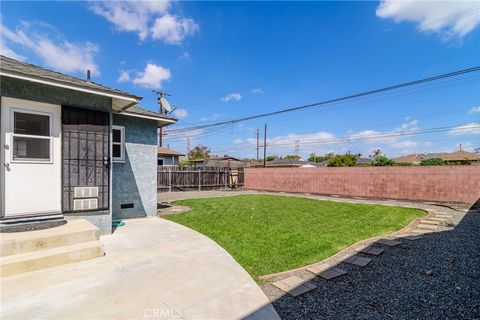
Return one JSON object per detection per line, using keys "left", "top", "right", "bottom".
{"left": 153, "top": 91, "right": 172, "bottom": 147}
{"left": 263, "top": 124, "right": 267, "bottom": 168}
{"left": 256, "top": 129, "right": 259, "bottom": 160}
{"left": 295, "top": 139, "right": 300, "bottom": 156}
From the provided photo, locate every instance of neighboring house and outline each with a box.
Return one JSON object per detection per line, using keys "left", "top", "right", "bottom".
{"left": 0, "top": 56, "right": 176, "bottom": 234}
{"left": 251, "top": 158, "right": 321, "bottom": 168}
{"left": 158, "top": 147, "right": 184, "bottom": 166}
{"left": 442, "top": 150, "right": 480, "bottom": 165}
{"left": 190, "top": 156, "right": 250, "bottom": 169}
{"left": 394, "top": 150, "right": 480, "bottom": 165}
{"left": 393, "top": 153, "right": 426, "bottom": 164}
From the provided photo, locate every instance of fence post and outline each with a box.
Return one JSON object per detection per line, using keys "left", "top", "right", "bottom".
{"left": 225, "top": 169, "right": 228, "bottom": 190}
{"left": 198, "top": 170, "right": 202, "bottom": 191}
{"left": 168, "top": 168, "right": 172, "bottom": 192}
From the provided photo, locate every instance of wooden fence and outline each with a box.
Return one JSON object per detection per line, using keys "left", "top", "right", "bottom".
{"left": 158, "top": 167, "right": 244, "bottom": 192}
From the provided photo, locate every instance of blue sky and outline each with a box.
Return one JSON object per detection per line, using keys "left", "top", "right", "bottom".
{"left": 1, "top": 1, "right": 479, "bottom": 159}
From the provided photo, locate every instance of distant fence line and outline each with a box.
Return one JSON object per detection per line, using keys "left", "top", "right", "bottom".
{"left": 244, "top": 166, "right": 480, "bottom": 206}
{"left": 158, "top": 167, "right": 244, "bottom": 192}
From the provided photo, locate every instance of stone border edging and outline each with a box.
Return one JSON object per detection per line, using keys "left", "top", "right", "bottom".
{"left": 258, "top": 208, "right": 432, "bottom": 281}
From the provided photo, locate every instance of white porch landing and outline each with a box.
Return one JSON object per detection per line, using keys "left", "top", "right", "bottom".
{"left": 0, "top": 219, "right": 104, "bottom": 277}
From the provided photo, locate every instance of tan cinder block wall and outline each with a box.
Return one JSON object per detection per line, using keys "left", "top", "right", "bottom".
{"left": 244, "top": 166, "right": 480, "bottom": 205}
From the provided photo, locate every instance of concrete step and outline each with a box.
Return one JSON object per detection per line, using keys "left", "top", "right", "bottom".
{"left": 416, "top": 224, "right": 438, "bottom": 230}
{"left": 425, "top": 217, "right": 449, "bottom": 222}
{"left": 432, "top": 213, "right": 454, "bottom": 218}
{"left": 420, "top": 220, "right": 441, "bottom": 225}
{"left": 0, "top": 240, "right": 104, "bottom": 277}
{"left": 0, "top": 219, "right": 99, "bottom": 257}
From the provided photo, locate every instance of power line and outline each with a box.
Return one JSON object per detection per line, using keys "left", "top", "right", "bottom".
{"left": 209, "top": 123, "right": 480, "bottom": 154}
{"left": 165, "top": 74, "right": 479, "bottom": 143}
{"left": 168, "top": 66, "right": 480, "bottom": 134}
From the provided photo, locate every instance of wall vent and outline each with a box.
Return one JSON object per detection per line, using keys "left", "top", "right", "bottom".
{"left": 74, "top": 187, "right": 99, "bottom": 198}
{"left": 73, "top": 199, "right": 98, "bottom": 211}
{"left": 121, "top": 203, "right": 134, "bottom": 209}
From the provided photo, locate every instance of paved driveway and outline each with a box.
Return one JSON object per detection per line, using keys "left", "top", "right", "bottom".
{"left": 1, "top": 218, "right": 278, "bottom": 320}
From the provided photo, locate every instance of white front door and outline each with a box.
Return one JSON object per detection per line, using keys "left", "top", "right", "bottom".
{"left": 1, "top": 97, "right": 61, "bottom": 217}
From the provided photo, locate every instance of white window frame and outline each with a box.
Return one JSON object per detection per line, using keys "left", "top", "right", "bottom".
{"left": 10, "top": 108, "right": 53, "bottom": 164}
{"left": 112, "top": 125, "right": 125, "bottom": 163}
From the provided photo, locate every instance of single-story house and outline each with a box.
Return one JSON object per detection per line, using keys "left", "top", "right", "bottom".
{"left": 0, "top": 55, "right": 176, "bottom": 234}
{"left": 442, "top": 150, "right": 480, "bottom": 165}
{"left": 157, "top": 146, "right": 184, "bottom": 166}
{"left": 394, "top": 150, "right": 480, "bottom": 165}
{"left": 190, "top": 156, "right": 250, "bottom": 169}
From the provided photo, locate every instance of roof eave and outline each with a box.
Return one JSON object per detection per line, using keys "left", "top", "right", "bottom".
{"left": 0, "top": 70, "right": 142, "bottom": 110}
{"left": 120, "top": 110, "right": 177, "bottom": 127}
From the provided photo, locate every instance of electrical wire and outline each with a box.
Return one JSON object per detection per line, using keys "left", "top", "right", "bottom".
{"left": 168, "top": 66, "right": 480, "bottom": 134}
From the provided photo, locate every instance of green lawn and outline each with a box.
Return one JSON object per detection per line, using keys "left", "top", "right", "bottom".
{"left": 165, "top": 195, "right": 424, "bottom": 278}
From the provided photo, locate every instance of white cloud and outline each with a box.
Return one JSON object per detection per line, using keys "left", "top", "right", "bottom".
{"left": 468, "top": 106, "right": 480, "bottom": 114}
{"left": 1, "top": 22, "right": 99, "bottom": 75}
{"left": 117, "top": 70, "right": 131, "bottom": 82}
{"left": 233, "top": 138, "right": 244, "bottom": 144}
{"left": 151, "top": 14, "right": 199, "bottom": 44}
{"left": 398, "top": 119, "right": 418, "bottom": 130}
{"left": 178, "top": 52, "right": 191, "bottom": 62}
{"left": 91, "top": 1, "right": 198, "bottom": 44}
{"left": 376, "top": 0, "right": 480, "bottom": 38}
{"left": 173, "top": 108, "right": 188, "bottom": 119}
{"left": 348, "top": 130, "right": 419, "bottom": 149}
{"left": 221, "top": 92, "right": 242, "bottom": 102}
{"left": 447, "top": 123, "right": 480, "bottom": 135}
{"left": 132, "top": 63, "right": 171, "bottom": 89}
{"left": 252, "top": 88, "right": 264, "bottom": 94}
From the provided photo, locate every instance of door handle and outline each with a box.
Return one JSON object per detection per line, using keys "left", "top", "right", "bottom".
{"left": 4, "top": 163, "right": 10, "bottom": 171}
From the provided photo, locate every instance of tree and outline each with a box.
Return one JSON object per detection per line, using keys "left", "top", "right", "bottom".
{"left": 372, "top": 156, "right": 394, "bottom": 166}
{"left": 285, "top": 154, "right": 301, "bottom": 160}
{"left": 420, "top": 158, "right": 445, "bottom": 166}
{"left": 179, "top": 158, "right": 192, "bottom": 167}
{"left": 308, "top": 153, "right": 325, "bottom": 162}
{"left": 327, "top": 154, "right": 358, "bottom": 167}
{"left": 308, "top": 152, "right": 333, "bottom": 163}
{"left": 188, "top": 145, "right": 210, "bottom": 160}
{"left": 265, "top": 155, "right": 279, "bottom": 162}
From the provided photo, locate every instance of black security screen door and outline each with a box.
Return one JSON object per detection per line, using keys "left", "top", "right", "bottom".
{"left": 62, "top": 106, "right": 110, "bottom": 212}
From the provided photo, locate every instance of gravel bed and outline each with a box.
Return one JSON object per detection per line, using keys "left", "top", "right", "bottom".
{"left": 263, "top": 207, "right": 480, "bottom": 319}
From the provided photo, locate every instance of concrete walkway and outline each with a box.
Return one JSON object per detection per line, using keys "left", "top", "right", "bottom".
{"left": 1, "top": 218, "right": 278, "bottom": 320}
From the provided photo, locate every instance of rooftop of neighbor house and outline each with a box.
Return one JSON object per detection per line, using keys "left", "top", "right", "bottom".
{"left": 189, "top": 156, "right": 244, "bottom": 162}
{"left": 394, "top": 150, "right": 480, "bottom": 162}
{"left": 251, "top": 158, "right": 321, "bottom": 167}
{"left": 158, "top": 147, "right": 185, "bottom": 156}
{"left": 0, "top": 55, "right": 141, "bottom": 101}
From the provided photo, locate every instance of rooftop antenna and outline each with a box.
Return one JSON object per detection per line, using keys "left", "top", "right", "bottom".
{"left": 152, "top": 91, "right": 172, "bottom": 115}
{"left": 153, "top": 91, "right": 172, "bottom": 147}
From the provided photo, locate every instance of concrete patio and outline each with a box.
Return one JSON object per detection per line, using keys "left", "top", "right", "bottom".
{"left": 1, "top": 218, "right": 278, "bottom": 320}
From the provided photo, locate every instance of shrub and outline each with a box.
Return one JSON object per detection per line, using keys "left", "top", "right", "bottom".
{"left": 393, "top": 162, "right": 414, "bottom": 166}
{"left": 420, "top": 158, "right": 445, "bottom": 166}
{"left": 327, "top": 154, "right": 358, "bottom": 167}
{"left": 372, "top": 156, "right": 394, "bottom": 166}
